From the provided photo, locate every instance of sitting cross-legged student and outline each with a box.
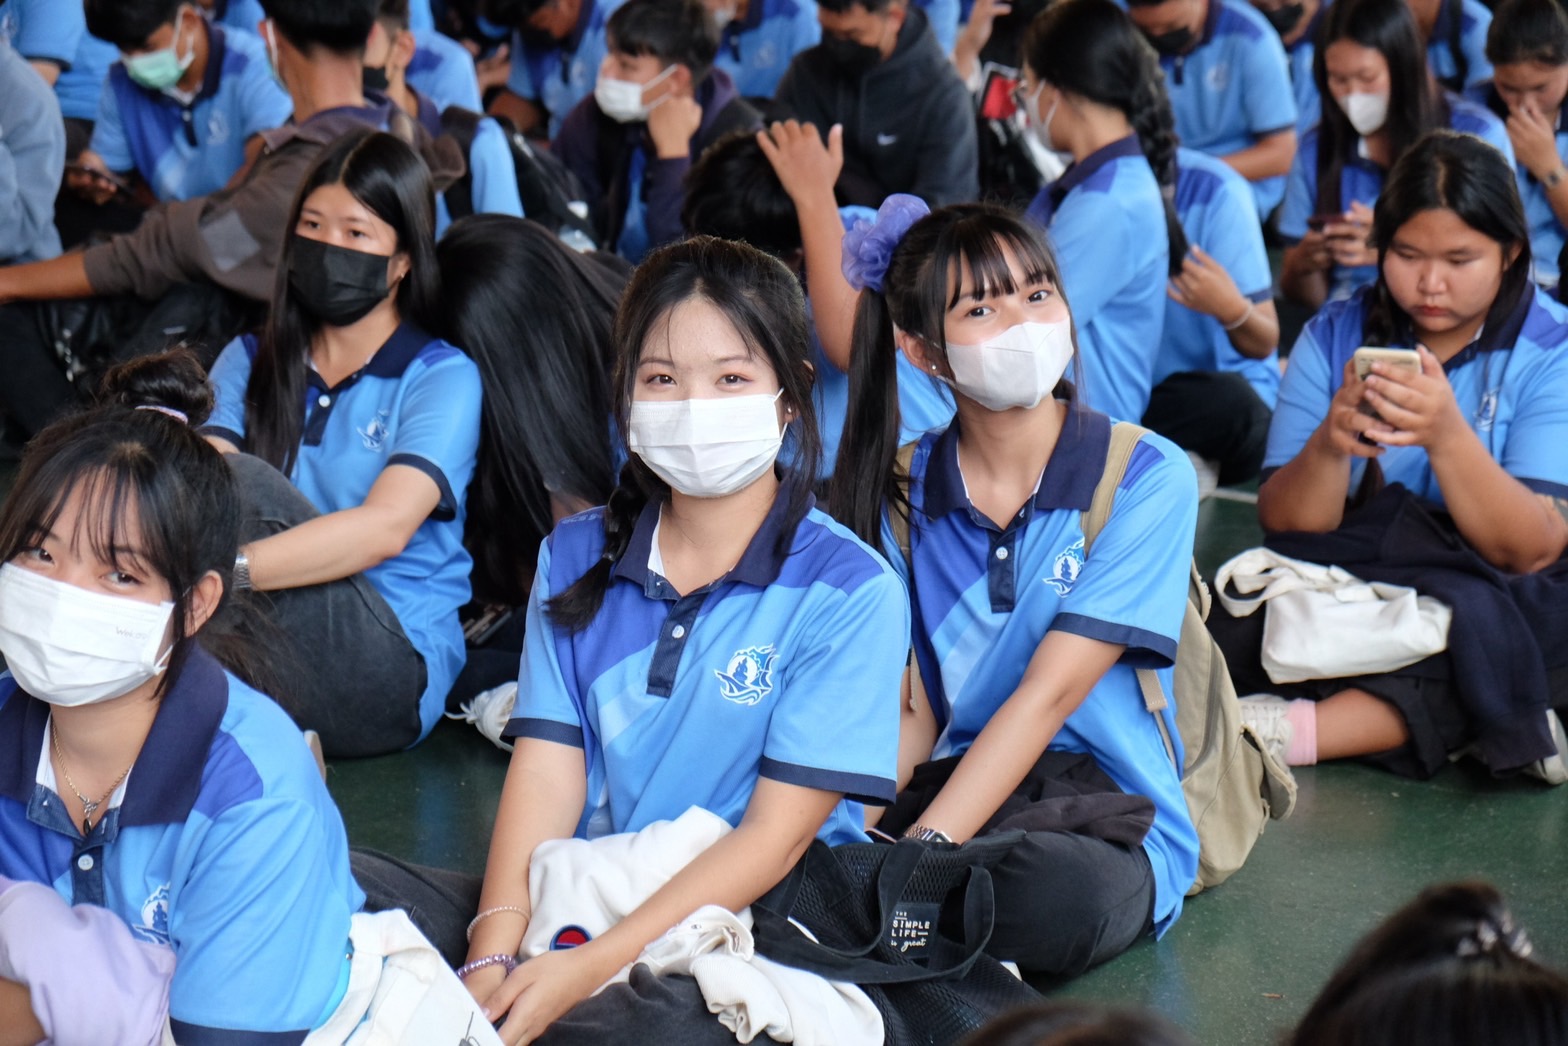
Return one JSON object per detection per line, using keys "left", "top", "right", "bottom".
{"left": 78, "top": 0, "right": 294, "bottom": 204}
{"left": 556, "top": 0, "right": 760, "bottom": 262}
{"left": 1146, "top": 147, "right": 1281, "bottom": 490}
{"left": 773, "top": 0, "right": 977, "bottom": 207}
{"left": 485, "top": 0, "right": 628, "bottom": 139}
{"left": 1125, "top": 0, "right": 1298, "bottom": 220}
{"left": 1471, "top": 0, "right": 1568, "bottom": 289}
{"left": 1221, "top": 130, "right": 1568, "bottom": 783}
{"left": 702, "top": 0, "right": 820, "bottom": 101}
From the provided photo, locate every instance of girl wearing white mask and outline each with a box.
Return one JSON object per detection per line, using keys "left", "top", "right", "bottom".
{"left": 0, "top": 349, "right": 366, "bottom": 1042}
{"left": 459, "top": 236, "right": 907, "bottom": 1040}
{"left": 1279, "top": 0, "right": 1512, "bottom": 309}
{"left": 831, "top": 201, "right": 1201, "bottom": 978}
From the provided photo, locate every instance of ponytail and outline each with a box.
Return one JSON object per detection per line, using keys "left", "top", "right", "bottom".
{"left": 546, "top": 461, "right": 653, "bottom": 631}
{"left": 831, "top": 291, "right": 910, "bottom": 550}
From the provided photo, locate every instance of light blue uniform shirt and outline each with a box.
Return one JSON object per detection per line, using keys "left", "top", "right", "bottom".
{"left": 912, "top": 0, "right": 959, "bottom": 53}
{"left": 1278, "top": 94, "right": 1514, "bottom": 300}
{"left": 508, "top": 0, "right": 627, "bottom": 139}
{"left": 1160, "top": 147, "right": 1279, "bottom": 407}
{"left": 0, "top": 0, "right": 114, "bottom": 121}
{"left": 409, "top": 28, "right": 484, "bottom": 112}
{"left": 1285, "top": 14, "right": 1321, "bottom": 137}
{"left": 1159, "top": 0, "right": 1296, "bottom": 218}
{"left": 1264, "top": 285, "right": 1568, "bottom": 504}
{"left": 0, "top": 650, "right": 363, "bottom": 1044}
{"left": 56, "top": 32, "right": 119, "bottom": 122}
{"left": 506, "top": 490, "right": 907, "bottom": 847}
{"left": 413, "top": 91, "right": 525, "bottom": 227}
{"left": 1469, "top": 84, "right": 1568, "bottom": 287}
{"left": 213, "top": 0, "right": 267, "bottom": 33}
{"left": 715, "top": 0, "right": 820, "bottom": 99}
{"left": 92, "top": 25, "right": 292, "bottom": 202}
{"left": 887, "top": 412, "right": 1200, "bottom": 934}
{"left": 1426, "top": 0, "right": 1491, "bottom": 92}
{"left": 0, "top": 37, "right": 63, "bottom": 263}
{"left": 204, "top": 325, "right": 483, "bottom": 739}
{"left": 1026, "top": 135, "right": 1169, "bottom": 423}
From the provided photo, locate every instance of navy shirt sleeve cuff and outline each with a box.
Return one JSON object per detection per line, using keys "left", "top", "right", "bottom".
{"left": 758, "top": 757, "right": 896, "bottom": 805}
{"left": 502, "top": 717, "right": 586, "bottom": 747}
{"left": 168, "top": 1021, "right": 307, "bottom": 1045}
{"left": 1051, "top": 612, "right": 1179, "bottom": 669}
{"left": 1521, "top": 478, "right": 1568, "bottom": 499}
{"left": 387, "top": 453, "right": 458, "bottom": 521}
{"left": 198, "top": 426, "right": 246, "bottom": 449}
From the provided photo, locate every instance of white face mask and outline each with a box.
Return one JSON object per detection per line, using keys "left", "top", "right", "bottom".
{"left": 1028, "top": 84, "right": 1062, "bottom": 154}
{"left": 595, "top": 64, "right": 677, "bottom": 123}
{"left": 628, "top": 391, "right": 784, "bottom": 498}
{"left": 0, "top": 564, "right": 174, "bottom": 707}
{"left": 1338, "top": 90, "right": 1389, "bottom": 136}
{"left": 944, "top": 320, "right": 1075, "bottom": 412}
{"left": 711, "top": 4, "right": 737, "bottom": 30}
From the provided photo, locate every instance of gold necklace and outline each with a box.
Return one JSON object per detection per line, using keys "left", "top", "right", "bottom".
{"left": 50, "top": 720, "right": 134, "bottom": 835}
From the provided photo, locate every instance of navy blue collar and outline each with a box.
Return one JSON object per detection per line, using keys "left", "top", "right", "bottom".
{"left": 920, "top": 407, "right": 1111, "bottom": 523}
{"left": 0, "top": 647, "right": 230, "bottom": 830}
{"left": 1431, "top": 0, "right": 1460, "bottom": 48}
{"left": 1049, "top": 135, "right": 1142, "bottom": 211}
{"left": 304, "top": 323, "right": 433, "bottom": 394}
{"left": 1196, "top": 0, "right": 1221, "bottom": 48}
{"left": 612, "top": 481, "right": 810, "bottom": 592}
{"left": 195, "top": 22, "right": 226, "bottom": 101}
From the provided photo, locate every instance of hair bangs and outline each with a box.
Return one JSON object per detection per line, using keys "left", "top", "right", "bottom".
{"left": 943, "top": 221, "right": 1058, "bottom": 309}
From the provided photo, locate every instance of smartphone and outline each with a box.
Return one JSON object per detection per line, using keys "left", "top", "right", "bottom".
{"left": 1306, "top": 213, "right": 1341, "bottom": 232}
{"left": 1353, "top": 347, "right": 1422, "bottom": 421}
{"left": 65, "top": 163, "right": 132, "bottom": 196}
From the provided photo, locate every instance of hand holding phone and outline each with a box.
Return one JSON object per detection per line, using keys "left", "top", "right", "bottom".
{"left": 1352, "top": 347, "right": 1422, "bottom": 423}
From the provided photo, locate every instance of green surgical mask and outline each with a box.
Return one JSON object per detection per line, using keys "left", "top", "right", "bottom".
{"left": 124, "top": 7, "right": 196, "bottom": 91}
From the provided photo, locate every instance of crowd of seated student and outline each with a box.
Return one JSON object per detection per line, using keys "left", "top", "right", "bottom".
{"left": 4, "top": 0, "right": 1568, "bottom": 1039}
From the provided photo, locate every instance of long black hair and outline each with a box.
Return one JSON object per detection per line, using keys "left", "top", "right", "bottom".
{"left": 829, "top": 204, "right": 1078, "bottom": 551}
{"left": 246, "top": 128, "right": 440, "bottom": 473}
{"left": 1289, "top": 882, "right": 1568, "bottom": 1046}
{"left": 436, "top": 215, "right": 629, "bottom": 606}
{"left": 1485, "top": 0, "right": 1568, "bottom": 69}
{"left": 1022, "top": 0, "right": 1188, "bottom": 276}
{"left": 1362, "top": 130, "right": 1531, "bottom": 346}
{"left": 1312, "top": 0, "right": 1445, "bottom": 215}
{"left": 546, "top": 236, "right": 822, "bottom": 632}
{"left": 0, "top": 350, "right": 293, "bottom": 705}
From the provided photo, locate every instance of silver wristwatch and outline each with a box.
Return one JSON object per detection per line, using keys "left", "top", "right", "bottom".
{"left": 233, "top": 550, "right": 253, "bottom": 591}
{"left": 903, "top": 825, "right": 953, "bottom": 844}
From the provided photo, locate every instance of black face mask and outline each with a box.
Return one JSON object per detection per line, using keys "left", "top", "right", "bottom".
{"left": 1262, "top": 2, "right": 1305, "bottom": 37}
{"left": 288, "top": 236, "right": 395, "bottom": 327}
{"left": 823, "top": 34, "right": 882, "bottom": 76}
{"left": 362, "top": 64, "right": 390, "bottom": 93}
{"left": 1145, "top": 25, "right": 1195, "bottom": 56}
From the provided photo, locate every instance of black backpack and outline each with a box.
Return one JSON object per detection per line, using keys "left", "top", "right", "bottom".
{"left": 438, "top": 107, "right": 600, "bottom": 248}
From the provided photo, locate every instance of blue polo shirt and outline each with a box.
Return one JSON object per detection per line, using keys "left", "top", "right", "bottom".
{"left": 204, "top": 324, "right": 483, "bottom": 739}
{"left": 1278, "top": 94, "right": 1513, "bottom": 300}
{"left": 888, "top": 411, "right": 1199, "bottom": 934}
{"left": 56, "top": 32, "right": 119, "bottom": 122}
{"left": 1427, "top": 0, "right": 1491, "bottom": 92}
{"left": 413, "top": 90, "right": 525, "bottom": 227}
{"left": 1470, "top": 84, "right": 1568, "bottom": 287}
{"left": 1159, "top": 0, "right": 1296, "bottom": 217}
{"left": 1026, "top": 135, "right": 1169, "bottom": 423}
{"left": 1285, "top": 10, "right": 1321, "bottom": 136}
{"left": 409, "top": 28, "right": 484, "bottom": 112}
{"left": 212, "top": 0, "right": 266, "bottom": 33}
{"left": 1160, "top": 147, "right": 1279, "bottom": 407}
{"left": 92, "top": 25, "right": 292, "bottom": 202}
{"left": 0, "top": 649, "right": 363, "bottom": 1043}
{"left": 508, "top": 0, "right": 626, "bottom": 139}
{"left": 0, "top": 0, "right": 78, "bottom": 67}
{"left": 913, "top": 0, "right": 959, "bottom": 53}
{"left": 1264, "top": 285, "right": 1568, "bottom": 504}
{"left": 505, "top": 489, "right": 907, "bottom": 847}
{"left": 715, "top": 0, "right": 820, "bottom": 99}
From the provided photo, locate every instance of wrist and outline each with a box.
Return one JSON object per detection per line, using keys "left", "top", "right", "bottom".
{"left": 1544, "top": 165, "right": 1568, "bottom": 189}
{"left": 1221, "top": 298, "right": 1254, "bottom": 331}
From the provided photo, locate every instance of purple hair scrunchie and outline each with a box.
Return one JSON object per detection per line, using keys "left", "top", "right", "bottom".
{"left": 841, "top": 194, "right": 932, "bottom": 293}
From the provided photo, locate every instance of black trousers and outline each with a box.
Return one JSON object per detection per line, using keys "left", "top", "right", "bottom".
{"left": 1142, "top": 370, "right": 1272, "bottom": 486}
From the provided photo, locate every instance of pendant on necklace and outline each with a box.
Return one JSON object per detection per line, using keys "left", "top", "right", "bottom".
{"left": 81, "top": 800, "right": 99, "bottom": 835}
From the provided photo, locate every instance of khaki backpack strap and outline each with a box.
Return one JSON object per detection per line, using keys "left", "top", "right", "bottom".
{"left": 1082, "top": 422, "right": 1152, "bottom": 556}
{"left": 892, "top": 441, "right": 920, "bottom": 567}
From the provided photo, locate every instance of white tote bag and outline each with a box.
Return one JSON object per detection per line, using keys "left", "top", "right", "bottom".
{"left": 1216, "top": 548, "right": 1453, "bottom": 684}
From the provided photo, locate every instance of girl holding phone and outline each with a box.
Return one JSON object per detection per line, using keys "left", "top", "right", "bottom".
{"left": 1239, "top": 130, "right": 1568, "bottom": 777}
{"left": 1278, "top": 0, "right": 1512, "bottom": 309}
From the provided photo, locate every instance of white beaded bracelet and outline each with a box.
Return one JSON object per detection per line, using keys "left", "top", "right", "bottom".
{"left": 1223, "top": 301, "right": 1255, "bottom": 332}
{"left": 466, "top": 904, "right": 531, "bottom": 942}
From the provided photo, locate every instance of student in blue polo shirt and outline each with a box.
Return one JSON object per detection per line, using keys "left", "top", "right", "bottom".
{"left": 830, "top": 201, "right": 1200, "bottom": 975}
{"left": 1126, "top": 0, "right": 1298, "bottom": 218}
{"left": 203, "top": 0, "right": 266, "bottom": 32}
{"left": 0, "top": 0, "right": 79, "bottom": 86}
{"left": 1147, "top": 147, "right": 1279, "bottom": 487}
{"left": 705, "top": 0, "right": 820, "bottom": 98}
{"left": 1413, "top": 0, "right": 1490, "bottom": 94}
{"left": 0, "top": 350, "right": 364, "bottom": 1042}
{"left": 367, "top": 0, "right": 524, "bottom": 226}
{"left": 459, "top": 237, "right": 905, "bottom": 1036}
{"left": 1278, "top": 0, "right": 1512, "bottom": 309}
{"left": 1240, "top": 131, "right": 1568, "bottom": 779}
{"left": 489, "top": 0, "right": 627, "bottom": 138}
{"left": 1021, "top": 0, "right": 1186, "bottom": 423}
{"left": 204, "top": 129, "right": 482, "bottom": 758}
{"left": 1251, "top": 0, "right": 1323, "bottom": 136}
{"left": 81, "top": 0, "right": 293, "bottom": 203}
{"left": 1473, "top": 0, "right": 1568, "bottom": 287}
{"left": 406, "top": 26, "right": 486, "bottom": 110}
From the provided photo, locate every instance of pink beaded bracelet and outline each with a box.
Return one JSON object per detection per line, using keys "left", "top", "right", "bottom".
{"left": 456, "top": 953, "right": 517, "bottom": 980}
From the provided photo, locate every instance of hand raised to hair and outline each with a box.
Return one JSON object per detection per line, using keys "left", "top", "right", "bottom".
{"left": 757, "top": 120, "right": 843, "bottom": 207}
{"left": 647, "top": 95, "right": 703, "bottom": 160}
{"left": 1506, "top": 101, "right": 1563, "bottom": 183}
{"left": 1167, "top": 244, "right": 1249, "bottom": 322}
{"left": 954, "top": 0, "right": 1012, "bottom": 76}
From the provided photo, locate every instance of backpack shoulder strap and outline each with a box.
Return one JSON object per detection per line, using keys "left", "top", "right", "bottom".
{"left": 438, "top": 107, "right": 481, "bottom": 221}
{"left": 892, "top": 440, "right": 919, "bottom": 568}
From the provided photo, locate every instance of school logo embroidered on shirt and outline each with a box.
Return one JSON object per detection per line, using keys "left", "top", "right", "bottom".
{"left": 715, "top": 645, "right": 777, "bottom": 706}
{"left": 1043, "top": 537, "right": 1086, "bottom": 596}
{"left": 1475, "top": 388, "right": 1500, "bottom": 432}
{"left": 133, "top": 883, "right": 172, "bottom": 945}
{"left": 358, "top": 408, "right": 392, "bottom": 450}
